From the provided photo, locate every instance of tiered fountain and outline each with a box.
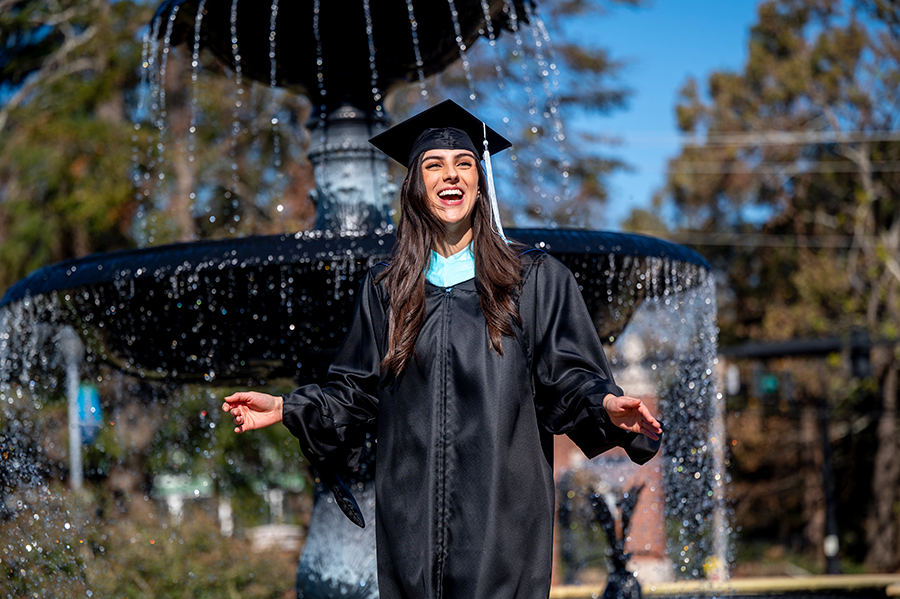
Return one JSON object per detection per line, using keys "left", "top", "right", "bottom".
{"left": 0, "top": 1, "right": 724, "bottom": 597}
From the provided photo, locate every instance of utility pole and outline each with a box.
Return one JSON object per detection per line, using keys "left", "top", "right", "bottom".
{"left": 58, "top": 326, "right": 84, "bottom": 491}
{"left": 819, "top": 400, "right": 841, "bottom": 574}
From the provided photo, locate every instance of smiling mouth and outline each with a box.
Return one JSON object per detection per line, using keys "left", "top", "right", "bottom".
{"left": 438, "top": 189, "right": 464, "bottom": 204}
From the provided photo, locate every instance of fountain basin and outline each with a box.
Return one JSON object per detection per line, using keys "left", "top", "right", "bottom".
{"left": 1, "top": 229, "right": 709, "bottom": 383}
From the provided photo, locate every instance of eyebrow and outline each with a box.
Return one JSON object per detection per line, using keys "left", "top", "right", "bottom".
{"left": 422, "top": 151, "right": 477, "bottom": 162}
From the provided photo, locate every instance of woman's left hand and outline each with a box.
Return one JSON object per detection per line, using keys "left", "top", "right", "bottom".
{"left": 603, "top": 394, "right": 662, "bottom": 441}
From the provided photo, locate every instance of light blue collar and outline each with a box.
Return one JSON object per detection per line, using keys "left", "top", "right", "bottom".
{"left": 425, "top": 244, "right": 475, "bottom": 288}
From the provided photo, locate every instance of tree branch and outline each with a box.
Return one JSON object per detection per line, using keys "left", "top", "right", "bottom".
{"left": 884, "top": 255, "right": 900, "bottom": 286}
{"left": 0, "top": 17, "right": 99, "bottom": 132}
{"left": 27, "top": 6, "right": 85, "bottom": 28}
{"left": 50, "top": 23, "right": 98, "bottom": 64}
{"left": 882, "top": 212, "right": 900, "bottom": 287}
{"left": 0, "top": 55, "right": 97, "bottom": 132}
{"left": 0, "top": 0, "right": 25, "bottom": 13}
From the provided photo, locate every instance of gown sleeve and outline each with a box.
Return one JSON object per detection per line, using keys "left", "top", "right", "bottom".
{"left": 281, "top": 268, "right": 385, "bottom": 527}
{"left": 529, "top": 255, "right": 660, "bottom": 465}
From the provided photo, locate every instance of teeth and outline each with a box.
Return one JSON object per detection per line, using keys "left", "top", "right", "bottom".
{"left": 438, "top": 189, "right": 462, "bottom": 197}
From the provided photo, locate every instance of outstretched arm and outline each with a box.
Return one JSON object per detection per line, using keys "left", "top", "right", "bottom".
{"left": 526, "top": 255, "right": 662, "bottom": 464}
{"left": 222, "top": 391, "right": 283, "bottom": 433}
{"left": 603, "top": 394, "right": 662, "bottom": 441}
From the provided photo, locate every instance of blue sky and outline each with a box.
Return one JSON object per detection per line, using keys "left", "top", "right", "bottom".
{"left": 575, "top": 0, "right": 761, "bottom": 228}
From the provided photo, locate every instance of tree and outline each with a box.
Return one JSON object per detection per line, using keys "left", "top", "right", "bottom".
{"left": 0, "top": 0, "right": 149, "bottom": 292}
{"left": 0, "top": 0, "right": 319, "bottom": 295}
{"left": 131, "top": 11, "right": 317, "bottom": 246}
{"left": 660, "top": 0, "right": 900, "bottom": 569}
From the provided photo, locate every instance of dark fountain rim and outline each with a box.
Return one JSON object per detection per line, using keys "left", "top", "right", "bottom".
{"left": 0, "top": 229, "right": 710, "bottom": 307}
{"left": 151, "top": 0, "right": 532, "bottom": 110}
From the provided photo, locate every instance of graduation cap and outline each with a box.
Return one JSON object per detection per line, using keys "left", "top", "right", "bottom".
{"left": 369, "top": 99, "right": 511, "bottom": 240}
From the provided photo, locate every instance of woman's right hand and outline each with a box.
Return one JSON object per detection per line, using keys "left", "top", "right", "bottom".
{"left": 222, "top": 392, "right": 283, "bottom": 433}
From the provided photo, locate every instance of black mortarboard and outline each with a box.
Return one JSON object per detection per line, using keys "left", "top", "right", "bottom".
{"left": 369, "top": 99, "right": 512, "bottom": 240}
{"left": 369, "top": 99, "right": 511, "bottom": 168}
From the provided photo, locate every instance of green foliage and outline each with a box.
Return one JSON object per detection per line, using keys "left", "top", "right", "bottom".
{"left": 0, "top": 0, "right": 151, "bottom": 293}
{"left": 660, "top": 0, "right": 900, "bottom": 568}
{"left": 145, "top": 384, "right": 309, "bottom": 506}
{"left": 0, "top": 488, "right": 91, "bottom": 598}
{"left": 85, "top": 510, "right": 297, "bottom": 598}
{"left": 664, "top": 0, "right": 900, "bottom": 343}
{"left": 620, "top": 200, "right": 669, "bottom": 234}
{"left": 0, "top": 0, "right": 319, "bottom": 297}
{"left": 1, "top": 376, "right": 310, "bottom": 597}
{"left": 0, "top": 484, "right": 297, "bottom": 598}
{"left": 131, "top": 58, "right": 316, "bottom": 246}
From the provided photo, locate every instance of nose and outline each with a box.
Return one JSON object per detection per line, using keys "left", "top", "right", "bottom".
{"left": 442, "top": 164, "right": 459, "bottom": 181}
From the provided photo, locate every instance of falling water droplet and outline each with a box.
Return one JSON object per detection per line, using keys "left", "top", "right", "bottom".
{"left": 187, "top": 0, "right": 209, "bottom": 204}
{"left": 361, "top": 0, "right": 383, "bottom": 106}
{"left": 520, "top": 1, "right": 570, "bottom": 204}
{"left": 312, "top": 0, "right": 329, "bottom": 156}
{"left": 153, "top": 4, "right": 180, "bottom": 193}
{"left": 404, "top": 0, "right": 428, "bottom": 97}
{"left": 478, "top": 0, "right": 505, "bottom": 84}
{"left": 268, "top": 0, "right": 284, "bottom": 202}
{"left": 446, "top": 0, "right": 476, "bottom": 100}
{"left": 228, "top": 0, "right": 244, "bottom": 214}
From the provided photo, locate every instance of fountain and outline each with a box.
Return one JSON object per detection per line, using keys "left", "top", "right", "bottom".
{"left": 0, "top": 1, "right": 726, "bottom": 597}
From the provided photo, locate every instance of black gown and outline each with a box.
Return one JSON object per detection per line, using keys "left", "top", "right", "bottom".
{"left": 282, "top": 249, "right": 660, "bottom": 599}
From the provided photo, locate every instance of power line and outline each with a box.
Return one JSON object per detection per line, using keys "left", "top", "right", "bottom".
{"left": 615, "top": 130, "right": 900, "bottom": 147}
{"left": 669, "top": 160, "right": 900, "bottom": 175}
{"left": 633, "top": 230, "right": 881, "bottom": 248}
{"left": 685, "top": 130, "right": 900, "bottom": 147}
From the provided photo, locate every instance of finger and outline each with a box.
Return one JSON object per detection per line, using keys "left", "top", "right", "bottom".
{"left": 224, "top": 392, "right": 252, "bottom": 405}
{"left": 640, "top": 423, "right": 660, "bottom": 440}
{"left": 614, "top": 398, "right": 643, "bottom": 414}
{"left": 637, "top": 404, "right": 661, "bottom": 427}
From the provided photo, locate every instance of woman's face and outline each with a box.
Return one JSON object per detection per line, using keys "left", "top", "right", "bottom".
{"left": 420, "top": 149, "right": 480, "bottom": 237}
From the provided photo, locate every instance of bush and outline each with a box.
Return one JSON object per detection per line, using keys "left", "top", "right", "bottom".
{"left": 1, "top": 485, "right": 299, "bottom": 599}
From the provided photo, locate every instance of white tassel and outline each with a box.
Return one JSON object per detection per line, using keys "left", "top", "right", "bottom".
{"left": 482, "top": 123, "right": 507, "bottom": 242}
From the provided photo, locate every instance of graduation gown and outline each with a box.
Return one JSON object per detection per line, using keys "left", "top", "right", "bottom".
{"left": 282, "top": 249, "right": 660, "bottom": 599}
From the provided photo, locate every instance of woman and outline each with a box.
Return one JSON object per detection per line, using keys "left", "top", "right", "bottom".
{"left": 223, "top": 100, "right": 662, "bottom": 599}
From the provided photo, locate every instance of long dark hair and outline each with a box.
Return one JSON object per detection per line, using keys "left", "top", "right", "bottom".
{"left": 377, "top": 155, "right": 522, "bottom": 375}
